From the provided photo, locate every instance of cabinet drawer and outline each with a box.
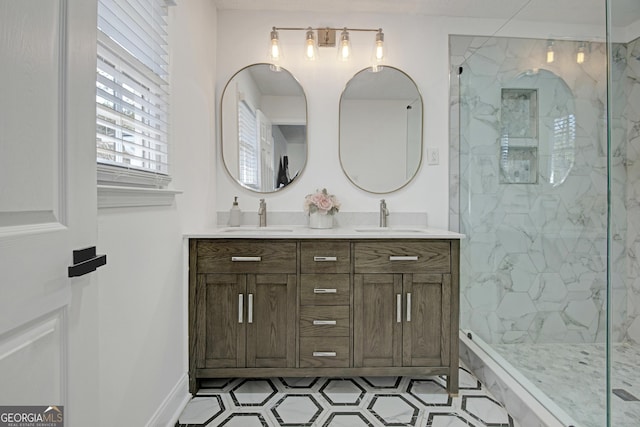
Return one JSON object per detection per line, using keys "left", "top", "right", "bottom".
{"left": 300, "top": 306, "right": 350, "bottom": 337}
{"left": 196, "top": 240, "right": 296, "bottom": 273}
{"left": 300, "top": 337, "right": 350, "bottom": 368}
{"left": 301, "top": 241, "right": 351, "bottom": 273}
{"left": 300, "top": 274, "right": 350, "bottom": 305}
{"left": 354, "top": 241, "right": 451, "bottom": 274}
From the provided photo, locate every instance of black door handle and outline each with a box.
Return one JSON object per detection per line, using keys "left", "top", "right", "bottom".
{"left": 68, "top": 246, "right": 107, "bottom": 277}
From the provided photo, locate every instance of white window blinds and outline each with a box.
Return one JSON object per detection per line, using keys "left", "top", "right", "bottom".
{"left": 96, "top": 0, "right": 170, "bottom": 187}
{"left": 238, "top": 100, "right": 259, "bottom": 189}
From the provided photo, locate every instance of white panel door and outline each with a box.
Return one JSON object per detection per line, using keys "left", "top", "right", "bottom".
{"left": 257, "top": 110, "right": 274, "bottom": 191}
{"left": 0, "top": 0, "right": 99, "bottom": 425}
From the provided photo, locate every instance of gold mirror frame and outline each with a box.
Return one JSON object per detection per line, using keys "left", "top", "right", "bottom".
{"left": 339, "top": 66, "right": 423, "bottom": 194}
{"left": 220, "top": 63, "right": 308, "bottom": 193}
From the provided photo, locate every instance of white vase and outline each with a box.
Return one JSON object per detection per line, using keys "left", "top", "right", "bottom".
{"left": 309, "top": 212, "right": 334, "bottom": 229}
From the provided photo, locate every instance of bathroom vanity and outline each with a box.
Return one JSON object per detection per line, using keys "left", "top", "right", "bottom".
{"left": 187, "top": 227, "right": 462, "bottom": 395}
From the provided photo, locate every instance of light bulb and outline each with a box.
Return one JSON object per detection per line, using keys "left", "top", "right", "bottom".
{"left": 304, "top": 28, "right": 317, "bottom": 61}
{"left": 576, "top": 45, "right": 585, "bottom": 64}
{"left": 269, "top": 27, "right": 282, "bottom": 61}
{"left": 546, "top": 41, "right": 554, "bottom": 63}
{"left": 337, "top": 28, "right": 351, "bottom": 61}
{"left": 374, "top": 29, "right": 385, "bottom": 62}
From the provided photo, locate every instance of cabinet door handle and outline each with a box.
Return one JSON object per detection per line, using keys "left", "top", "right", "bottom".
{"left": 313, "top": 351, "right": 337, "bottom": 357}
{"left": 231, "top": 256, "right": 262, "bottom": 262}
{"left": 396, "top": 294, "right": 402, "bottom": 323}
{"left": 313, "top": 320, "right": 337, "bottom": 325}
{"left": 314, "top": 256, "right": 337, "bottom": 262}
{"left": 406, "top": 292, "right": 412, "bottom": 322}
{"left": 313, "top": 288, "right": 337, "bottom": 294}
{"left": 389, "top": 255, "right": 419, "bottom": 261}
{"left": 238, "top": 294, "right": 244, "bottom": 323}
{"left": 248, "top": 293, "right": 253, "bottom": 324}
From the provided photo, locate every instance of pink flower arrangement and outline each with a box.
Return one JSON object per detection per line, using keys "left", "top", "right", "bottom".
{"left": 304, "top": 188, "right": 341, "bottom": 215}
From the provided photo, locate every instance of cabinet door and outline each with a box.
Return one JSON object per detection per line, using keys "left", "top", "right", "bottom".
{"left": 403, "top": 274, "right": 451, "bottom": 367}
{"left": 354, "top": 274, "right": 402, "bottom": 367}
{"left": 246, "top": 274, "right": 297, "bottom": 368}
{"left": 197, "top": 273, "right": 247, "bottom": 369}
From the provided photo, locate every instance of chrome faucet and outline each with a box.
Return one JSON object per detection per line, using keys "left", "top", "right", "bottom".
{"left": 379, "top": 199, "right": 389, "bottom": 227}
{"left": 258, "top": 199, "right": 267, "bottom": 227}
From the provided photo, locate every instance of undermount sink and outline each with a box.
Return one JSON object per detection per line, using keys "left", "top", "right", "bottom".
{"left": 219, "top": 226, "right": 294, "bottom": 233}
{"left": 354, "top": 227, "right": 431, "bottom": 234}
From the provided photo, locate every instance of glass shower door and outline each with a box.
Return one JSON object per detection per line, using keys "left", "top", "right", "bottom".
{"left": 607, "top": 1, "right": 640, "bottom": 425}
{"left": 453, "top": 33, "right": 609, "bottom": 427}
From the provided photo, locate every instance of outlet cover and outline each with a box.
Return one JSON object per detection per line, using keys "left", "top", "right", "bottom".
{"left": 427, "top": 147, "right": 439, "bottom": 165}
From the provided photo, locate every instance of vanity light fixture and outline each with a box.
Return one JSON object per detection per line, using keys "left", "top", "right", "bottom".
{"left": 546, "top": 40, "right": 555, "bottom": 63}
{"left": 268, "top": 26, "right": 384, "bottom": 66}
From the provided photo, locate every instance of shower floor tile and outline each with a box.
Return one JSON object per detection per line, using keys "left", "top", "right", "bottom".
{"left": 492, "top": 341, "right": 640, "bottom": 427}
{"left": 176, "top": 364, "right": 520, "bottom": 426}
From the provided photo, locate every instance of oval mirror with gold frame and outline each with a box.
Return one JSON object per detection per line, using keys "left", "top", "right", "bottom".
{"left": 221, "top": 63, "right": 307, "bottom": 193}
{"left": 339, "top": 66, "right": 423, "bottom": 193}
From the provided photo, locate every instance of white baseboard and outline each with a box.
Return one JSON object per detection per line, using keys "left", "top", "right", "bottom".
{"left": 146, "top": 373, "right": 191, "bottom": 427}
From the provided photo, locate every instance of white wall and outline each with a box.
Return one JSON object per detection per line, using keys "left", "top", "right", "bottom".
{"left": 341, "top": 99, "right": 410, "bottom": 192}
{"left": 96, "top": 1, "right": 217, "bottom": 425}
{"left": 215, "top": 10, "right": 605, "bottom": 229}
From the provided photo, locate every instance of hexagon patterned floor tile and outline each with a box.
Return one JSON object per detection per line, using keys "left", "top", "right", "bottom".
{"left": 175, "top": 396, "right": 224, "bottom": 425}
{"left": 462, "top": 396, "right": 514, "bottom": 427}
{"left": 368, "top": 394, "right": 419, "bottom": 426}
{"left": 360, "top": 376, "right": 402, "bottom": 389}
{"left": 271, "top": 394, "right": 323, "bottom": 426}
{"left": 279, "top": 377, "right": 320, "bottom": 390}
{"left": 321, "top": 411, "right": 376, "bottom": 426}
{"left": 320, "top": 378, "right": 366, "bottom": 406}
{"left": 407, "top": 379, "right": 452, "bottom": 407}
{"left": 230, "top": 379, "right": 278, "bottom": 407}
{"left": 216, "top": 412, "right": 269, "bottom": 426}
{"left": 176, "top": 365, "right": 520, "bottom": 427}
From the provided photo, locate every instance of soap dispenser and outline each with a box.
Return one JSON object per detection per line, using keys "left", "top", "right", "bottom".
{"left": 229, "top": 196, "right": 241, "bottom": 227}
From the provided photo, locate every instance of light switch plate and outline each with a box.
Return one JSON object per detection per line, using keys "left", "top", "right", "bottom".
{"left": 427, "top": 147, "right": 439, "bottom": 165}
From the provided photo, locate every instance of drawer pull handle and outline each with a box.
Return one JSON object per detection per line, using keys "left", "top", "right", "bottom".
{"left": 407, "top": 292, "right": 412, "bottom": 322}
{"left": 248, "top": 293, "right": 253, "bottom": 324}
{"left": 313, "top": 351, "right": 337, "bottom": 357}
{"left": 238, "top": 294, "right": 244, "bottom": 323}
{"left": 313, "top": 288, "right": 337, "bottom": 294}
{"left": 314, "top": 256, "right": 337, "bottom": 262}
{"left": 313, "top": 320, "right": 337, "bottom": 325}
{"left": 231, "top": 256, "right": 262, "bottom": 262}
{"left": 396, "top": 294, "right": 402, "bottom": 323}
{"left": 389, "top": 255, "right": 419, "bottom": 261}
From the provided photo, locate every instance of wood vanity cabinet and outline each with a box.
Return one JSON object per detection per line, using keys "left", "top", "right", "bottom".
{"left": 189, "top": 237, "right": 460, "bottom": 395}
{"left": 353, "top": 242, "right": 453, "bottom": 369}
{"left": 189, "top": 240, "right": 296, "bottom": 391}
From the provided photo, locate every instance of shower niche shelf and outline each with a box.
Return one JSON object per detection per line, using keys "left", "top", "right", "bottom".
{"left": 499, "top": 88, "right": 539, "bottom": 184}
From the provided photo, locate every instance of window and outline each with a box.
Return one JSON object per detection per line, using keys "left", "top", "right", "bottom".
{"left": 549, "top": 114, "right": 576, "bottom": 186}
{"left": 237, "top": 99, "right": 259, "bottom": 189}
{"left": 96, "top": 0, "right": 171, "bottom": 188}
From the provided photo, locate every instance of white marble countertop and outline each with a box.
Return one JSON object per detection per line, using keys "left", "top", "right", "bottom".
{"left": 185, "top": 225, "right": 465, "bottom": 239}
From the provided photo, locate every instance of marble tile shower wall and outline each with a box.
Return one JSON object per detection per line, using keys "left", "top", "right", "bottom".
{"left": 617, "top": 36, "right": 640, "bottom": 343}
{"left": 448, "top": 35, "right": 627, "bottom": 345}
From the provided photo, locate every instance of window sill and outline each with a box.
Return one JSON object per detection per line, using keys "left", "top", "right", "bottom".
{"left": 98, "top": 185, "right": 182, "bottom": 209}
